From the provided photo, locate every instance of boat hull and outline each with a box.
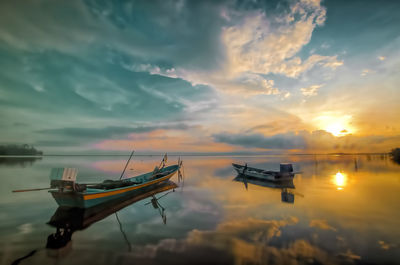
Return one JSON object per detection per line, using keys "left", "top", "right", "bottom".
{"left": 50, "top": 167, "right": 178, "bottom": 208}
{"left": 232, "top": 163, "right": 294, "bottom": 181}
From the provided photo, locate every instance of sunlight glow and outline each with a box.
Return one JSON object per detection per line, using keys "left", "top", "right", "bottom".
{"left": 315, "top": 115, "right": 355, "bottom": 137}
{"left": 333, "top": 172, "right": 347, "bottom": 190}
{"left": 326, "top": 123, "right": 348, "bottom": 137}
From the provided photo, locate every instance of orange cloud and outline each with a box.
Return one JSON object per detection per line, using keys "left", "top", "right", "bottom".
{"left": 94, "top": 129, "right": 237, "bottom": 153}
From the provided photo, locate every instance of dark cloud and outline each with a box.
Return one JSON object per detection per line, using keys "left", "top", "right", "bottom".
{"left": 82, "top": 0, "right": 229, "bottom": 69}
{"left": 214, "top": 130, "right": 400, "bottom": 152}
{"left": 12, "top": 122, "right": 28, "bottom": 127}
{"left": 0, "top": 0, "right": 230, "bottom": 70}
{"left": 37, "top": 123, "right": 189, "bottom": 139}
{"left": 34, "top": 140, "right": 82, "bottom": 147}
{"left": 33, "top": 123, "right": 191, "bottom": 148}
{"left": 0, "top": 46, "right": 215, "bottom": 146}
{"left": 213, "top": 132, "right": 307, "bottom": 149}
{"left": 0, "top": 0, "right": 222, "bottom": 147}
{"left": 0, "top": 49, "right": 214, "bottom": 118}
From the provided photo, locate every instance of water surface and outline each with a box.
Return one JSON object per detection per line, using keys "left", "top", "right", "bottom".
{"left": 0, "top": 155, "right": 399, "bottom": 265}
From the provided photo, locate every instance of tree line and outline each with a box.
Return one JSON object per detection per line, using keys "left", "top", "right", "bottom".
{"left": 390, "top": 148, "right": 400, "bottom": 164}
{"left": 0, "top": 144, "right": 43, "bottom": 155}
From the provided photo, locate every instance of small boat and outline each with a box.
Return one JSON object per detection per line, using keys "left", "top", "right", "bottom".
{"left": 49, "top": 165, "right": 179, "bottom": 208}
{"left": 232, "top": 163, "right": 298, "bottom": 181}
{"left": 46, "top": 180, "right": 177, "bottom": 249}
{"left": 9, "top": 181, "right": 177, "bottom": 265}
{"left": 12, "top": 153, "right": 184, "bottom": 208}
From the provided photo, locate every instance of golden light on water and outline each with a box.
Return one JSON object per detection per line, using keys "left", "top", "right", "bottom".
{"left": 333, "top": 172, "right": 347, "bottom": 190}
{"left": 314, "top": 114, "right": 355, "bottom": 137}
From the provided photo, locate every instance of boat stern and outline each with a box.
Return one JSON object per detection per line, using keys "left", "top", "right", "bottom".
{"left": 50, "top": 191, "right": 86, "bottom": 208}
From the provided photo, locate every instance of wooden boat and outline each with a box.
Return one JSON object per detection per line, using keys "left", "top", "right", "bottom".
{"left": 49, "top": 164, "right": 180, "bottom": 208}
{"left": 232, "top": 163, "right": 297, "bottom": 181}
{"left": 46, "top": 180, "right": 177, "bottom": 249}
{"left": 12, "top": 153, "right": 184, "bottom": 209}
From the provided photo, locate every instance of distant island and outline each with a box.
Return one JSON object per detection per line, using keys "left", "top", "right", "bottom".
{"left": 390, "top": 148, "right": 400, "bottom": 164}
{"left": 0, "top": 144, "right": 43, "bottom": 156}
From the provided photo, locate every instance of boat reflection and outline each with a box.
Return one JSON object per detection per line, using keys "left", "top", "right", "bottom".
{"left": 233, "top": 175, "right": 299, "bottom": 203}
{"left": 0, "top": 156, "right": 42, "bottom": 166}
{"left": 46, "top": 180, "right": 178, "bottom": 250}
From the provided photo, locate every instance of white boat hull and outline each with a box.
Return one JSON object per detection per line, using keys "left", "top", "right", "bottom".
{"left": 233, "top": 167, "right": 277, "bottom": 181}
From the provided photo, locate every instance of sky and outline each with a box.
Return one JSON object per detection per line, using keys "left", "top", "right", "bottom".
{"left": 0, "top": 0, "right": 399, "bottom": 154}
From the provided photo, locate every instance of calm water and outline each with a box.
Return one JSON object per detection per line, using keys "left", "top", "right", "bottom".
{"left": 0, "top": 155, "right": 399, "bottom": 265}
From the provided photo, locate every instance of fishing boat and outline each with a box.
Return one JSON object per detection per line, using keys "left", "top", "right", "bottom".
{"left": 46, "top": 180, "right": 177, "bottom": 249}
{"left": 232, "top": 163, "right": 298, "bottom": 181}
{"left": 10, "top": 181, "right": 177, "bottom": 265}
{"left": 13, "top": 153, "right": 184, "bottom": 208}
{"left": 49, "top": 165, "right": 179, "bottom": 208}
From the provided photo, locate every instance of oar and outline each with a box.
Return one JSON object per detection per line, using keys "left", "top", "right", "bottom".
{"left": 12, "top": 187, "right": 52, "bottom": 193}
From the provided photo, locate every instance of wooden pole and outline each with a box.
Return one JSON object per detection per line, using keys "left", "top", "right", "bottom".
{"left": 12, "top": 187, "right": 51, "bottom": 193}
{"left": 119, "top": 150, "right": 135, "bottom": 180}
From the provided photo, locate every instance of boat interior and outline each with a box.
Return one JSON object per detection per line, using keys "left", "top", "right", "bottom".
{"left": 86, "top": 165, "right": 178, "bottom": 191}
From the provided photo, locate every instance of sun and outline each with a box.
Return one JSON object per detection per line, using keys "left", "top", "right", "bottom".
{"left": 314, "top": 114, "right": 355, "bottom": 137}
{"left": 325, "top": 122, "right": 349, "bottom": 137}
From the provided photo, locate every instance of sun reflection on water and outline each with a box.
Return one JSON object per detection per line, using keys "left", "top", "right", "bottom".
{"left": 333, "top": 172, "right": 347, "bottom": 190}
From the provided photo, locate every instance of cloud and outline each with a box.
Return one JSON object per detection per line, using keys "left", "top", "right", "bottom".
{"left": 122, "top": 217, "right": 352, "bottom": 265}
{"left": 361, "top": 69, "right": 375, "bottom": 76}
{"left": 309, "top": 219, "right": 337, "bottom": 231}
{"left": 301, "top": 84, "right": 323, "bottom": 96}
{"left": 32, "top": 84, "right": 45, "bottom": 92}
{"left": 0, "top": 0, "right": 230, "bottom": 69}
{"left": 218, "top": 0, "right": 342, "bottom": 81}
{"left": 1, "top": 0, "right": 398, "bottom": 154}
{"left": 213, "top": 130, "right": 400, "bottom": 152}
{"left": 213, "top": 132, "right": 307, "bottom": 149}
{"left": 94, "top": 129, "right": 237, "bottom": 153}
{"left": 34, "top": 123, "right": 199, "bottom": 150}
{"left": 0, "top": 44, "right": 220, "bottom": 149}
{"left": 116, "top": 0, "right": 342, "bottom": 96}
{"left": 37, "top": 123, "right": 189, "bottom": 139}
{"left": 74, "top": 84, "right": 129, "bottom": 111}
{"left": 378, "top": 240, "right": 396, "bottom": 250}
{"left": 231, "top": 73, "right": 280, "bottom": 95}
{"left": 337, "top": 250, "right": 361, "bottom": 262}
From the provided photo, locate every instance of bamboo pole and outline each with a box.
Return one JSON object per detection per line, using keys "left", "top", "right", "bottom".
{"left": 12, "top": 187, "right": 52, "bottom": 193}
{"left": 119, "top": 150, "right": 135, "bottom": 180}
